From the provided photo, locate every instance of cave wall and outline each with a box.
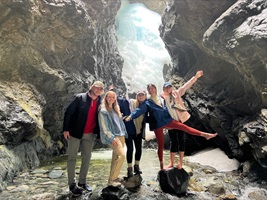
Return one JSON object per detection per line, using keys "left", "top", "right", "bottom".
{"left": 0, "top": 0, "right": 125, "bottom": 189}
{"left": 160, "top": 0, "right": 267, "bottom": 175}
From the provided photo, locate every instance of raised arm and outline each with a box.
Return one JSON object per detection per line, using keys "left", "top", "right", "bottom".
{"left": 176, "top": 70, "right": 203, "bottom": 96}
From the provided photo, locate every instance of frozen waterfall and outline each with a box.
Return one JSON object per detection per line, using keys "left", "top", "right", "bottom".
{"left": 115, "top": 1, "right": 171, "bottom": 96}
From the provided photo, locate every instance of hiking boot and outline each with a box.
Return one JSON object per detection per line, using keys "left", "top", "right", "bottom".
{"left": 127, "top": 167, "right": 133, "bottom": 177}
{"left": 69, "top": 183, "right": 82, "bottom": 196}
{"left": 134, "top": 164, "right": 142, "bottom": 174}
{"left": 78, "top": 183, "right": 92, "bottom": 192}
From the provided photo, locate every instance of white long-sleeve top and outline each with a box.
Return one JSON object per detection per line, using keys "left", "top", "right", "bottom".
{"left": 164, "top": 76, "right": 198, "bottom": 123}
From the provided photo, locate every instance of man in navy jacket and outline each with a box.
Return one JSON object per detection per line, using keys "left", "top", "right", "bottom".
{"left": 63, "top": 81, "right": 104, "bottom": 196}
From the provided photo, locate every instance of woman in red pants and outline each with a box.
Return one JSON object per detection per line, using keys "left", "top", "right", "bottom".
{"left": 125, "top": 83, "right": 217, "bottom": 170}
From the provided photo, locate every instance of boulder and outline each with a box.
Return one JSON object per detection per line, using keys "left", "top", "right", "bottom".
{"left": 100, "top": 186, "right": 129, "bottom": 200}
{"left": 122, "top": 174, "right": 142, "bottom": 189}
{"left": 158, "top": 168, "right": 189, "bottom": 196}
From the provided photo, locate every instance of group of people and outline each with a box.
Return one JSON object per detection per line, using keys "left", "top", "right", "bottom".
{"left": 62, "top": 71, "right": 218, "bottom": 196}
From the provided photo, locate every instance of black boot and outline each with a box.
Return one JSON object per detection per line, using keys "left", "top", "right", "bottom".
{"left": 69, "top": 183, "right": 82, "bottom": 196}
{"left": 134, "top": 164, "right": 142, "bottom": 174}
{"left": 127, "top": 167, "right": 133, "bottom": 177}
{"left": 78, "top": 183, "right": 92, "bottom": 192}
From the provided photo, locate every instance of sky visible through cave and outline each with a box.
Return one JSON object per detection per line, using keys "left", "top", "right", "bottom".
{"left": 115, "top": 0, "right": 171, "bottom": 96}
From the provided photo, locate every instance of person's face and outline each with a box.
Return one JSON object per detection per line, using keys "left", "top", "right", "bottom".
{"left": 137, "top": 93, "right": 146, "bottom": 102}
{"left": 147, "top": 86, "right": 157, "bottom": 96}
{"left": 163, "top": 86, "right": 172, "bottom": 95}
{"left": 106, "top": 93, "right": 116, "bottom": 105}
{"left": 91, "top": 86, "right": 104, "bottom": 96}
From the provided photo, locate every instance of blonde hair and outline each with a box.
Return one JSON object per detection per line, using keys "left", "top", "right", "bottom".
{"left": 134, "top": 92, "right": 147, "bottom": 108}
{"left": 101, "top": 91, "right": 122, "bottom": 117}
{"left": 133, "top": 99, "right": 139, "bottom": 108}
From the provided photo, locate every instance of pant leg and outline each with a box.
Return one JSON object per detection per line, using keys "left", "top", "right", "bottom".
{"left": 125, "top": 135, "right": 134, "bottom": 164}
{"left": 165, "top": 120, "right": 202, "bottom": 136}
{"left": 154, "top": 128, "right": 164, "bottom": 162}
{"left": 78, "top": 133, "right": 96, "bottom": 184}
{"left": 67, "top": 136, "right": 81, "bottom": 185}
{"left": 177, "top": 131, "right": 186, "bottom": 152}
{"left": 134, "top": 133, "right": 142, "bottom": 161}
{"left": 109, "top": 136, "right": 125, "bottom": 182}
{"left": 168, "top": 129, "right": 179, "bottom": 153}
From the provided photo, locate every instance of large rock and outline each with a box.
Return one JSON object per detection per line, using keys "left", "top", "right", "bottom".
{"left": 100, "top": 186, "right": 129, "bottom": 200}
{"left": 158, "top": 168, "right": 189, "bottom": 196}
{"left": 129, "top": 0, "right": 168, "bottom": 14}
{"left": 122, "top": 174, "right": 142, "bottom": 189}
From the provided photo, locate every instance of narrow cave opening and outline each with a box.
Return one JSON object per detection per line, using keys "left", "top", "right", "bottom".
{"left": 115, "top": 0, "right": 171, "bottom": 97}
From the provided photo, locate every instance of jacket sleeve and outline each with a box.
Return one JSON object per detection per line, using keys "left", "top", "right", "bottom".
{"left": 63, "top": 95, "right": 80, "bottom": 132}
{"left": 176, "top": 76, "right": 198, "bottom": 96}
{"left": 129, "top": 101, "right": 148, "bottom": 120}
{"left": 98, "top": 111, "right": 115, "bottom": 145}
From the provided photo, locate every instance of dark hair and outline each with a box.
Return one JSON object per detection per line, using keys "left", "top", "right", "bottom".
{"left": 147, "top": 83, "right": 157, "bottom": 90}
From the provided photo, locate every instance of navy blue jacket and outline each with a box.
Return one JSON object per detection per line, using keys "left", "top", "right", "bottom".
{"left": 129, "top": 98, "right": 173, "bottom": 131}
{"left": 63, "top": 92, "right": 101, "bottom": 139}
{"left": 118, "top": 97, "right": 147, "bottom": 138}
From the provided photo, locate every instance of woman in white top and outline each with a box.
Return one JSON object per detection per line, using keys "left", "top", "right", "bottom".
{"left": 161, "top": 70, "right": 204, "bottom": 169}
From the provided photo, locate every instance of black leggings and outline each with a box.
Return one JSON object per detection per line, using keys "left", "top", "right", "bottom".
{"left": 168, "top": 129, "right": 186, "bottom": 152}
{"left": 125, "top": 133, "right": 142, "bottom": 164}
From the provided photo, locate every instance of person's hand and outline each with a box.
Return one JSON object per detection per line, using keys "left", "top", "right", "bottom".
{"left": 195, "top": 70, "right": 203, "bottom": 79}
{"left": 64, "top": 131, "right": 70, "bottom": 140}
{"left": 112, "top": 138, "right": 120, "bottom": 147}
{"left": 108, "top": 84, "right": 114, "bottom": 91}
{"left": 125, "top": 116, "right": 132, "bottom": 122}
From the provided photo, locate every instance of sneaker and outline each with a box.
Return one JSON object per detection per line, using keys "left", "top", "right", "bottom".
{"left": 78, "top": 183, "right": 92, "bottom": 192}
{"left": 134, "top": 164, "right": 142, "bottom": 174}
{"left": 69, "top": 183, "right": 82, "bottom": 196}
{"left": 108, "top": 180, "right": 121, "bottom": 187}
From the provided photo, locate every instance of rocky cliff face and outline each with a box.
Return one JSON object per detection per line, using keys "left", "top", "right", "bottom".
{"left": 160, "top": 0, "right": 267, "bottom": 177}
{"left": 0, "top": 0, "right": 267, "bottom": 190}
{"left": 0, "top": 0, "right": 125, "bottom": 190}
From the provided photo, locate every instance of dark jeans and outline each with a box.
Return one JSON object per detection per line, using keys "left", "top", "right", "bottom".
{"left": 125, "top": 133, "right": 142, "bottom": 164}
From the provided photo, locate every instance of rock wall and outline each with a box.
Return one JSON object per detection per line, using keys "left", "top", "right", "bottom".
{"left": 0, "top": 0, "right": 125, "bottom": 190}
{"left": 160, "top": 0, "right": 267, "bottom": 177}
{"left": 129, "top": 0, "right": 170, "bottom": 14}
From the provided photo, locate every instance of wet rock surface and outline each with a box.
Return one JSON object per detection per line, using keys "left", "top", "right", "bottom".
{"left": 1, "top": 149, "right": 267, "bottom": 200}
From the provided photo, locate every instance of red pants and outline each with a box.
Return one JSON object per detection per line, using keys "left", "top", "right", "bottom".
{"left": 154, "top": 120, "right": 202, "bottom": 162}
